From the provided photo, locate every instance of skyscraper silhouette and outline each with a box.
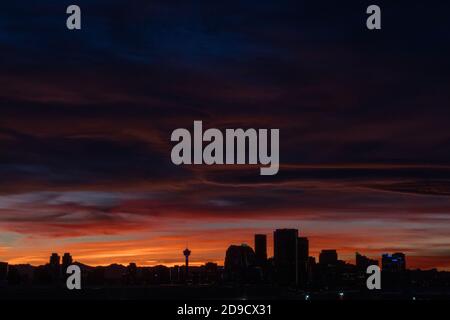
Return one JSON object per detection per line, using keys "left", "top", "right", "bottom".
{"left": 319, "top": 250, "right": 338, "bottom": 266}
{"left": 50, "top": 253, "right": 60, "bottom": 266}
{"left": 382, "top": 253, "right": 406, "bottom": 272}
{"left": 254, "top": 234, "right": 267, "bottom": 266}
{"left": 49, "top": 253, "right": 61, "bottom": 282}
{"left": 381, "top": 253, "right": 407, "bottom": 289}
{"left": 62, "top": 253, "right": 73, "bottom": 273}
{"left": 274, "top": 229, "right": 298, "bottom": 285}
{"left": 297, "top": 237, "right": 309, "bottom": 288}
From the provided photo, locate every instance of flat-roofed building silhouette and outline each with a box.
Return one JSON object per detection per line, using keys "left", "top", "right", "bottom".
{"left": 382, "top": 253, "right": 406, "bottom": 272}
{"left": 319, "top": 250, "right": 338, "bottom": 266}
{"left": 274, "top": 229, "right": 298, "bottom": 285}
{"left": 297, "top": 237, "right": 309, "bottom": 288}
{"left": 254, "top": 234, "right": 267, "bottom": 266}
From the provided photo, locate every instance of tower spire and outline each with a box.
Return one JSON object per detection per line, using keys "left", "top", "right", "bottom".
{"left": 183, "top": 247, "right": 191, "bottom": 282}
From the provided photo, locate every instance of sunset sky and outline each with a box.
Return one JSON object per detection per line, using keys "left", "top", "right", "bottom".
{"left": 0, "top": 1, "right": 449, "bottom": 270}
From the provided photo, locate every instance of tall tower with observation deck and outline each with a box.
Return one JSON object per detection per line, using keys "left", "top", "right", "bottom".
{"left": 183, "top": 248, "right": 191, "bottom": 280}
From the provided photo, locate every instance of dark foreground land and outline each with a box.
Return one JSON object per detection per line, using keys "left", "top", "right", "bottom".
{"left": 1, "top": 284, "right": 449, "bottom": 300}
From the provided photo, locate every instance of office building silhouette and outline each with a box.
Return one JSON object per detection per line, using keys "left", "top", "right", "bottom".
{"left": 254, "top": 234, "right": 267, "bottom": 266}
{"left": 382, "top": 253, "right": 406, "bottom": 272}
{"left": 274, "top": 229, "right": 298, "bottom": 285}
{"left": 49, "top": 253, "right": 61, "bottom": 283}
{"left": 50, "top": 253, "right": 60, "bottom": 266}
{"left": 319, "top": 250, "right": 338, "bottom": 266}
{"left": 62, "top": 253, "right": 73, "bottom": 273}
{"left": 297, "top": 237, "right": 309, "bottom": 288}
{"left": 356, "top": 252, "right": 378, "bottom": 272}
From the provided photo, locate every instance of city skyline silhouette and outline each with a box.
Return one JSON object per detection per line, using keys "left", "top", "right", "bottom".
{"left": 2, "top": 228, "right": 449, "bottom": 301}
{"left": 1, "top": 1, "right": 449, "bottom": 285}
